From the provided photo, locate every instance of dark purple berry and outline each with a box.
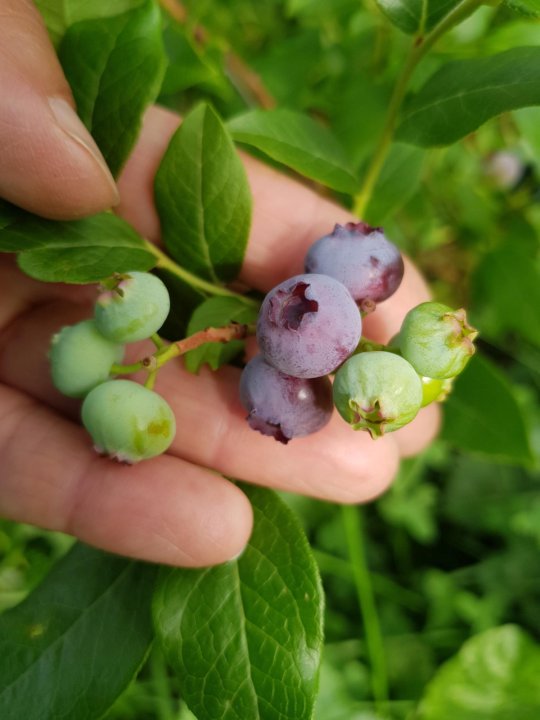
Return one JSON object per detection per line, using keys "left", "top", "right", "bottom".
{"left": 304, "top": 222, "right": 404, "bottom": 304}
{"left": 257, "top": 274, "right": 362, "bottom": 378}
{"left": 239, "top": 355, "right": 333, "bottom": 443}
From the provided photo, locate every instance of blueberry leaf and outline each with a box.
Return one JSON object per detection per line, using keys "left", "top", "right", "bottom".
{"left": 398, "top": 48, "right": 540, "bottom": 147}
{"left": 35, "top": 0, "right": 146, "bottom": 46}
{"left": 442, "top": 354, "right": 534, "bottom": 465}
{"left": 228, "top": 108, "right": 359, "bottom": 194}
{"left": 153, "top": 483, "right": 324, "bottom": 720}
{"left": 0, "top": 206, "right": 155, "bottom": 283}
{"left": 504, "top": 0, "right": 540, "bottom": 16}
{"left": 154, "top": 103, "right": 252, "bottom": 283}
{"left": 418, "top": 625, "right": 540, "bottom": 719}
{"left": 0, "top": 543, "right": 156, "bottom": 720}
{"left": 59, "top": 0, "right": 166, "bottom": 176}
{"left": 184, "top": 297, "right": 259, "bottom": 373}
{"left": 375, "top": 0, "right": 462, "bottom": 34}
{"left": 364, "top": 143, "right": 425, "bottom": 224}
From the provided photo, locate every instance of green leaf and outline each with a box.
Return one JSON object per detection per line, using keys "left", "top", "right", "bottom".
{"left": 364, "top": 143, "right": 425, "bottom": 225}
{"left": 35, "top": 0, "right": 145, "bottom": 46}
{"left": 418, "top": 625, "right": 540, "bottom": 719}
{"left": 442, "top": 353, "right": 533, "bottom": 465}
{"left": 397, "top": 48, "right": 540, "bottom": 147}
{"left": 155, "top": 103, "right": 252, "bottom": 283}
{"left": 59, "top": 0, "right": 166, "bottom": 176}
{"left": 504, "top": 0, "right": 540, "bottom": 16}
{"left": 0, "top": 543, "right": 156, "bottom": 720}
{"left": 375, "top": 0, "right": 462, "bottom": 34}
{"left": 0, "top": 209, "right": 155, "bottom": 283}
{"left": 184, "top": 297, "right": 258, "bottom": 373}
{"left": 228, "top": 109, "right": 359, "bottom": 194}
{"left": 153, "top": 484, "right": 324, "bottom": 720}
{"left": 471, "top": 241, "right": 540, "bottom": 349}
{"left": 161, "top": 20, "right": 221, "bottom": 95}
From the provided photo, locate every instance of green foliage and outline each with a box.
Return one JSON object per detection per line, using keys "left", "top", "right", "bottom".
{"left": 59, "top": 0, "right": 166, "bottom": 177}
{"left": 154, "top": 484, "right": 324, "bottom": 720}
{"left": 0, "top": 206, "right": 155, "bottom": 283}
{"left": 155, "top": 103, "right": 252, "bottom": 283}
{"left": 376, "top": 0, "right": 462, "bottom": 34}
{"left": 398, "top": 47, "right": 540, "bottom": 147}
{"left": 442, "top": 354, "right": 534, "bottom": 465}
{"left": 0, "top": 544, "right": 156, "bottom": 719}
{"left": 228, "top": 109, "right": 359, "bottom": 193}
{"left": 418, "top": 625, "right": 540, "bottom": 719}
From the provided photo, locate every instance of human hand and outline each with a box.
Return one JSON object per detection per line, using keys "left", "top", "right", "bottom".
{"left": 0, "top": 4, "right": 439, "bottom": 569}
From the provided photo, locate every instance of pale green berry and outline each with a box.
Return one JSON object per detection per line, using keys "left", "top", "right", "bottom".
{"left": 49, "top": 319, "right": 124, "bottom": 398}
{"left": 400, "top": 302, "right": 478, "bottom": 379}
{"left": 82, "top": 380, "right": 176, "bottom": 463}
{"left": 95, "top": 271, "right": 170, "bottom": 343}
{"left": 420, "top": 376, "right": 453, "bottom": 407}
{"left": 333, "top": 351, "right": 422, "bottom": 438}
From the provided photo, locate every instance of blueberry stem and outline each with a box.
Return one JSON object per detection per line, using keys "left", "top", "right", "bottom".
{"left": 342, "top": 505, "right": 389, "bottom": 709}
{"left": 354, "top": 0, "right": 486, "bottom": 217}
{"left": 145, "top": 241, "right": 260, "bottom": 310}
{"left": 110, "top": 323, "right": 256, "bottom": 377}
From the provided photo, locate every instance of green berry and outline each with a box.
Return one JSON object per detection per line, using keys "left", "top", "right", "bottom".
{"left": 333, "top": 351, "right": 422, "bottom": 438}
{"left": 420, "top": 376, "right": 453, "bottom": 407}
{"left": 49, "top": 319, "right": 124, "bottom": 398}
{"left": 400, "top": 302, "right": 478, "bottom": 379}
{"left": 95, "top": 271, "right": 170, "bottom": 343}
{"left": 82, "top": 380, "right": 176, "bottom": 463}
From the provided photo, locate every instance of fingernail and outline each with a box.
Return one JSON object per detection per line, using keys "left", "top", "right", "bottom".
{"left": 48, "top": 97, "right": 119, "bottom": 205}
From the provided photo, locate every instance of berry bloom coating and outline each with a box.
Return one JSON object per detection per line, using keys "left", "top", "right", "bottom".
{"left": 304, "top": 222, "right": 404, "bottom": 305}
{"left": 257, "top": 274, "right": 362, "bottom": 379}
{"left": 239, "top": 355, "right": 333, "bottom": 443}
{"left": 420, "top": 376, "right": 453, "bottom": 407}
{"left": 82, "top": 380, "right": 176, "bottom": 463}
{"left": 95, "top": 271, "right": 170, "bottom": 343}
{"left": 49, "top": 319, "right": 124, "bottom": 398}
{"left": 400, "top": 302, "right": 478, "bottom": 379}
{"left": 333, "top": 351, "right": 422, "bottom": 438}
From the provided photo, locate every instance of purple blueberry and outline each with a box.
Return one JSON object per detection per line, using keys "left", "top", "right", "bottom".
{"left": 304, "top": 222, "right": 404, "bottom": 304}
{"left": 257, "top": 274, "right": 362, "bottom": 378}
{"left": 239, "top": 355, "right": 333, "bottom": 443}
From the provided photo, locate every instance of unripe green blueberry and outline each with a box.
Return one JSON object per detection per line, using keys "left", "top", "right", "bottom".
{"left": 95, "top": 271, "right": 170, "bottom": 343}
{"left": 82, "top": 380, "right": 176, "bottom": 463}
{"left": 333, "top": 351, "right": 422, "bottom": 438}
{"left": 420, "top": 376, "right": 453, "bottom": 407}
{"left": 49, "top": 319, "right": 124, "bottom": 398}
{"left": 400, "top": 302, "right": 478, "bottom": 379}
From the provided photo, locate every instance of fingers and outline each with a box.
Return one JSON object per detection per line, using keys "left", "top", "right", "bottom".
{"left": 0, "top": 382, "right": 252, "bottom": 566}
{"left": 0, "top": 0, "right": 118, "bottom": 218}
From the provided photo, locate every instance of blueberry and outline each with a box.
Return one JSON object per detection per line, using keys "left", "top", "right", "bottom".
{"left": 95, "top": 271, "right": 170, "bottom": 343}
{"left": 304, "top": 222, "right": 404, "bottom": 305}
{"left": 333, "top": 351, "right": 422, "bottom": 437}
{"left": 81, "top": 380, "right": 176, "bottom": 463}
{"left": 400, "top": 302, "right": 478, "bottom": 379}
{"left": 239, "top": 355, "right": 333, "bottom": 443}
{"left": 49, "top": 319, "right": 124, "bottom": 398}
{"left": 257, "top": 273, "right": 362, "bottom": 378}
{"left": 420, "top": 376, "right": 453, "bottom": 407}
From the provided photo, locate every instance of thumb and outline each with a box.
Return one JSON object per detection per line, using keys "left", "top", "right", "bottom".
{"left": 0, "top": 0, "right": 119, "bottom": 219}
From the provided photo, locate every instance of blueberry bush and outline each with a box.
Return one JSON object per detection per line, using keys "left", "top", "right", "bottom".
{"left": 1, "top": 0, "right": 540, "bottom": 718}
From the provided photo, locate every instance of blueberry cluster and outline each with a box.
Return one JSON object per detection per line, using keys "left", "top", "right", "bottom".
{"left": 240, "top": 222, "right": 477, "bottom": 442}
{"left": 50, "top": 271, "right": 176, "bottom": 463}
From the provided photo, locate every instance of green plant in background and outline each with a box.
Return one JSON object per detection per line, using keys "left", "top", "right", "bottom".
{"left": 1, "top": 0, "right": 540, "bottom": 719}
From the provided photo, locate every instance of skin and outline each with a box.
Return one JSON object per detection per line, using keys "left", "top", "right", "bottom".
{"left": 0, "top": 0, "right": 440, "bottom": 568}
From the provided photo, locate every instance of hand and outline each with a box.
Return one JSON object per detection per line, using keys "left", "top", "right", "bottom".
{"left": 0, "top": 4, "right": 439, "bottom": 569}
